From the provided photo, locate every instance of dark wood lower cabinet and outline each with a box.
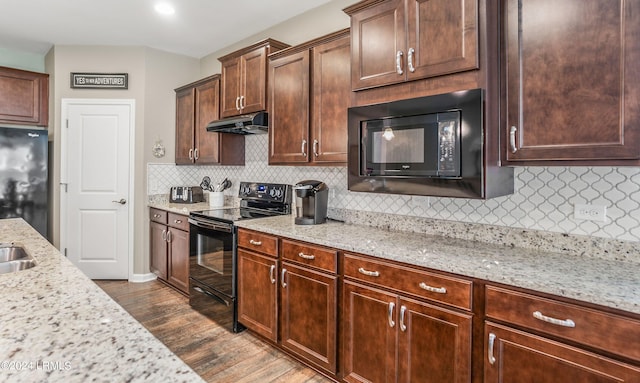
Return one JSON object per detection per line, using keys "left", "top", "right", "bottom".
{"left": 149, "top": 209, "right": 189, "bottom": 295}
{"left": 485, "top": 322, "right": 640, "bottom": 382}
{"left": 149, "top": 221, "right": 168, "bottom": 280}
{"left": 166, "top": 228, "right": 189, "bottom": 293}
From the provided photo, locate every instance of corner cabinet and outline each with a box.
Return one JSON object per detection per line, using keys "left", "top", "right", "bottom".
{"left": 344, "top": 0, "right": 478, "bottom": 91}
{"left": 175, "top": 75, "right": 245, "bottom": 165}
{"left": 219, "top": 39, "right": 289, "bottom": 118}
{"left": 502, "top": 0, "right": 640, "bottom": 164}
{"left": 268, "top": 29, "right": 351, "bottom": 165}
{"left": 149, "top": 208, "right": 190, "bottom": 295}
{"left": 0, "top": 66, "right": 49, "bottom": 127}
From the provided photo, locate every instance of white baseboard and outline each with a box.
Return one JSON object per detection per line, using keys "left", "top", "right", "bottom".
{"left": 129, "top": 273, "right": 157, "bottom": 283}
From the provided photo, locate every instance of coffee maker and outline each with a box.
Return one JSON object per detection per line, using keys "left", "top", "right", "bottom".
{"left": 294, "top": 180, "right": 328, "bottom": 225}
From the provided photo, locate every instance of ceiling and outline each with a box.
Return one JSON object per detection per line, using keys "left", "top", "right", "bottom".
{"left": 0, "top": 0, "right": 332, "bottom": 58}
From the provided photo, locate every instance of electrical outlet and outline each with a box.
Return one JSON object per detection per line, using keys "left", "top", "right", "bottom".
{"left": 574, "top": 204, "right": 607, "bottom": 222}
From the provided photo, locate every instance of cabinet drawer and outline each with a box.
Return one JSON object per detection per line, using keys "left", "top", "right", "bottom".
{"left": 486, "top": 285, "right": 640, "bottom": 362}
{"left": 343, "top": 253, "right": 472, "bottom": 311}
{"left": 238, "top": 229, "right": 278, "bottom": 257}
{"left": 149, "top": 208, "right": 167, "bottom": 224}
{"left": 167, "top": 213, "right": 189, "bottom": 231}
{"left": 281, "top": 239, "right": 337, "bottom": 273}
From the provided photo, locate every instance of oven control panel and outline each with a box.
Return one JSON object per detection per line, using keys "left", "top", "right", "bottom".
{"left": 238, "top": 182, "right": 292, "bottom": 204}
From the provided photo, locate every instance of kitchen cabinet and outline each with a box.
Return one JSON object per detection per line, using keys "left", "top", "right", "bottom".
{"left": 342, "top": 253, "right": 473, "bottom": 383}
{"left": 268, "top": 29, "right": 350, "bottom": 165}
{"left": 484, "top": 285, "right": 640, "bottom": 382}
{"left": 344, "top": 0, "right": 478, "bottom": 91}
{"left": 219, "top": 39, "right": 289, "bottom": 119}
{"left": 175, "top": 75, "right": 244, "bottom": 165}
{"left": 0, "top": 66, "right": 49, "bottom": 127}
{"left": 501, "top": 0, "right": 640, "bottom": 164}
{"left": 149, "top": 208, "right": 190, "bottom": 295}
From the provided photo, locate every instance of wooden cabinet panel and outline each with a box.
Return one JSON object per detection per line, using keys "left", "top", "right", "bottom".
{"left": 237, "top": 249, "right": 278, "bottom": 342}
{"left": 149, "top": 208, "right": 167, "bottom": 224}
{"left": 220, "top": 56, "right": 242, "bottom": 118}
{"left": 241, "top": 47, "right": 268, "bottom": 115}
{"left": 167, "top": 227, "right": 189, "bottom": 294}
{"left": 237, "top": 229, "right": 278, "bottom": 257}
{"left": 149, "top": 221, "right": 168, "bottom": 280}
{"left": 0, "top": 66, "right": 49, "bottom": 127}
{"left": 175, "top": 87, "right": 195, "bottom": 165}
{"left": 149, "top": 209, "right": 189, "bottom": 294}
{"left": 485, "top": 322, "right": 640, "bottom": 383}
{"left": 167, "top": 212, "right": 189, "bottom": 231}
{"left": 280, "top": 262, "right": 338, "bottom": 374}
{"left": 281, "top": 238, "right": 337, "bottom": 273}
{"left": 502, "top": 0, "right": 640, "bottom": 163}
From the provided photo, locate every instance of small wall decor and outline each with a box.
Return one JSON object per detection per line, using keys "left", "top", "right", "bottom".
{"left": 70, "top": 73, "right": 128, "bottom": 89}
{"left": 152, "top": 139, "right": 166, "bottom": 158}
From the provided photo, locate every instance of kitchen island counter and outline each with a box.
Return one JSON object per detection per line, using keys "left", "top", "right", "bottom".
{"left": 236, "top": 215, "right": 640, "bottom": 316}
{"left": 0, "top": 218, "right": 204, "bottom": 383}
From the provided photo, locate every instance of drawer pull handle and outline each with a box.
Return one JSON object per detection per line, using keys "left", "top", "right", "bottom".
{"left": 281, "top": 268, "right": 287, "bottom": 288}
{"left": 533, "top": 311, "right": 576, "bottom": 328}
{"left": 174, "top": 219, "right": 182, "bottom": 224}
{"left": 298, "top": 252, "right": 315, "bottom": 260}
{"left": 153, "top": 214, "right": 161, "bottom": 218}
{"left": 358, "top": 267, "right": 380, "bottom": 277}
{"left": 399, "top": 305, "right": 407, "bottom": 332}
{"left": 388, "top": 302, "right": 395, "bottom": 328}
{"left": 161, "top": 229, "right": 167, "bottom": 241}
{"left": 419, "top": 282, "right": 447, "bottom": 294}
{"left": 488, "top": 333, "right": 497, "bottom": 365}
{"left": 269, "top": 265, "right": 276, "bottom": 284}
{"left": 249, "top": 239, "right": 262, "bottom": 246}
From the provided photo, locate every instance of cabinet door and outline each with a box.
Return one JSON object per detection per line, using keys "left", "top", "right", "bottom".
{"left": 343, "top": 281, "right": 397, "bottom": 383}
{"left": 485, "top": 323, "right": 640, "bottom": 382}
{"left": 349, "top": 0, "right": 406, "bottom": 90}
{"left": 0, "top": 67, "right": 49, "bottom": 126}
{"left": 149, "top": 221, "right": 167, "bottom": 280}
{"left": 237, "top": 249, "right": 278, "bottom": 342}
{"left": 406, "top": 0, "right": 478, "bottom": 80}
{"left": 241, "top": 46, "right": 268, "bottom": 114}
{"left": 167, "top": 228, "right": 190, "bottom": 294}
{"left": 193, "top": 78, "right": 221, "bottom": 164}
{"left": 397, "top": 298, "right": 472, "bottom": 383}
{"left": 503, "top": 0, "right": 640, "bottom": 162}
{"left": 220, "top": 56, "right": 242, "bottom": 118}
{"left": 311, "top": 35, "right": 350, "bottom": 164}
{"left": 268, "top": 50, "right": 310, "bottom": 164}
{"left": 280, "top": 262, "right": 338, "bottom": 374}
{"left": 175, "top": 87, "right": 195, "bottom": 164}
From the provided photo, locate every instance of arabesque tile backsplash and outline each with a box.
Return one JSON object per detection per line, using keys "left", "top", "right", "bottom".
{"left": 148, "top": 134, "right": 640, "bottom": 243}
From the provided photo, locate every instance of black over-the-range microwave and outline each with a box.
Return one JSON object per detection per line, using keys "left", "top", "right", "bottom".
{"left": 347, "top": 89, "right": 514, "bottom": 199}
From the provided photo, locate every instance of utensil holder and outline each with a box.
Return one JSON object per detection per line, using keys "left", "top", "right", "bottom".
{"left": 209, "top": 191, "right": 224, "bottom": 208}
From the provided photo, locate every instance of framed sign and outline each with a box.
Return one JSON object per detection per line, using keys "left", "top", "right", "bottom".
{"left": 70, "top": 73, "right": 128, "bottom": 89}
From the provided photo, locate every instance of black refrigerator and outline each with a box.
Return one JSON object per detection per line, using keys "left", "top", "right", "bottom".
{"left": 0, "top": 126, "right": 48, "bottom": 238}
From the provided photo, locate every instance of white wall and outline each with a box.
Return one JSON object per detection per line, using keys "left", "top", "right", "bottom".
{"left": 0, "top": 48, "right": 45, "bottom": 72}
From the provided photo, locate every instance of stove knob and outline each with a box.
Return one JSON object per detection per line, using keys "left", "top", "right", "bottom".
{"left": 275, "top": 188, "right": 283, "bottom": 198}
{"left": 269, "top": 188, "right": 276, "bottom": 198}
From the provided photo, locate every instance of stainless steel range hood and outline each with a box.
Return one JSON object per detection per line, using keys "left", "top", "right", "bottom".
{"left": 205, "top": 111, "right": 268, "bottom": 134}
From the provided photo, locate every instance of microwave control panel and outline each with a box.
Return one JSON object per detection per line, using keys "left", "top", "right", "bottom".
{"left": 437, "top": 118, "right": 459, "bottom": 176}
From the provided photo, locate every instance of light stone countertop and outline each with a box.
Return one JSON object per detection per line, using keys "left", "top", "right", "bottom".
{"left": 235, "top": 215, "right": 640, "bottom": 316}
{"left": 148, "top": 201, "right": 211, "bottom": 215}
{"left": 0, "top": 218, "right": 204, "bottom": 383}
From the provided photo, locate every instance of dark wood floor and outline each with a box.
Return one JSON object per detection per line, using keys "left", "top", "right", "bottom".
{"left": 95, "top": 279, "right": 332, "bottom": 383}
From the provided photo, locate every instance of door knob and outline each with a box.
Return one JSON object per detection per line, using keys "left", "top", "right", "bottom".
{"left": 112, "top": 198, "right": 127, "bottom": 205}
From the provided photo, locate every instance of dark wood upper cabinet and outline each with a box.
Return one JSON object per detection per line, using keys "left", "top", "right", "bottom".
{"left": 219, "top": 39, "right": 289, "bottom": 119}
{"left": 174, "top": 75, "right": 244, "bottom": 165}
{"left": 502, "top": 0, "right": 640, "bottom": 164}
{"left": 268, "top": 29, "right": 351, "bottom": 165}
{"left": 0, "top": 66, "right": 49, "bottom": 127}
{"left": 345, "top": 0, "right": 478, "bottom": 91}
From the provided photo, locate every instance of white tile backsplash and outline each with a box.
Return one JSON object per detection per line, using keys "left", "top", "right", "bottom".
{"left": 148, "top": 134, "right": 640, "bottom": 242}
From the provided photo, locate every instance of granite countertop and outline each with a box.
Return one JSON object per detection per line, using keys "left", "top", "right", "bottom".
{"left": 235, "top": 215, "right": 640, "bottom": 316}
{"left": 0, "top": 219, "right": 204, "bottom": 383}
{"left": 148, "top": 201, "right": 211, "bottom": 215}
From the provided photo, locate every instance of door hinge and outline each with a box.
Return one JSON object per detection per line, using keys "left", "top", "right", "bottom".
{"left": 66, "top": 119, "right": 69, "bottom": 129}
{"left": 60, "top": 183, "right": 68, "bottom": 193}
{"left": 64, "top": 248, "right": 68, "bottom": 257}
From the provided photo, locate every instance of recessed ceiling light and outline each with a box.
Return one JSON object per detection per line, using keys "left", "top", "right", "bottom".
{"left": 154, "top": 3, "right": 175, "bottom": 15}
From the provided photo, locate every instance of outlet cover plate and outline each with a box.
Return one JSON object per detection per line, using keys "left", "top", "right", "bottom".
{"left": 574, "top": 204, "right": 607, "bottom": 222}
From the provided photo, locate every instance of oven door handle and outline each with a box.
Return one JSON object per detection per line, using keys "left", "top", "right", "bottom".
{"left": 193, "top": 286, "right": 231, "bottom": 307}
{"left": 188, "top": 218, "right": 233, "bottom": 233}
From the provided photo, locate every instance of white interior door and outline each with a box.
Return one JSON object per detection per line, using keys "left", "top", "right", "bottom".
{"left": 61, "top": 99, "right": 134, "bottom": 279}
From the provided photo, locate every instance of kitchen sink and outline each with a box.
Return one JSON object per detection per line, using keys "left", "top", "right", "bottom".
{"left": 0, "top": 244, "right": 36, "bottom": 274}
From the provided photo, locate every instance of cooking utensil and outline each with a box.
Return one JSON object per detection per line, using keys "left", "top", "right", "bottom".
{"left": 200, "top": 176, "right": 212, "bottom": 191}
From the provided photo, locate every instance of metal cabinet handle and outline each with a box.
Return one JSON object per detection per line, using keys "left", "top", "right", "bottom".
{"left": 488, "top": 333, "right": 497, "bottom": 365}
{"left": 399, "top": 305, "right": 407, "bottom": 332}
{"left": 188, "top": 148, "right": 194, "bottom": 160}
{"left": 301, "top": 139, "right": 307, "bottom": 157}
{"left": 240, "top": 95, "right": 245, "bottom": 109}
{"left": 153, "top": 213, "right": 161, "bottom": 218}
{"left": 312, "top": 139, "right": 319, "bottom": 157}
{"left": 408, "top": 47, "right": 416, "bottom": 73}
{"left": 510, "top": 126, "right": 518, "bottom": 153}
{"left": 388, "top": 302, "right": 396, "bottom": 328}
{"left": 396, "top": 50, "right": 404, "bottom": 75}
{"left": 281, "top": 268, "right": 287, "bottom": 288}
{"left": 298, "top": 252, "right": 315, "bottom": 260}
{"left": 419, "top": 282, "right": 447, "bottom": 294}
{"left": 358, "top": 267, "right": 380, "bottom": 277}
{"left": 533, "top": 311, "right": 576, "bottom": 328}
{"left": 161, "top": 229, "right": 167, "bottom": 241}
{"left": 112, "top": 198, "right": 126, "bottom": 205}
{"left": 249, "top": 239, "right": 262, "bottom": 246}
{"left": 269, "top": 265, "right": 276, "bottom": 284}
{"left": 194, "top": 148, "right": 199, "bottom": 160}
{"left": 235, "top": 96, "right": 240, "bottom": 111}
{"left": 174, "top": 219, "right": 182, "bottom": 224}
{"left": 166, "top": 230, "right": 172, "bottom": 243}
